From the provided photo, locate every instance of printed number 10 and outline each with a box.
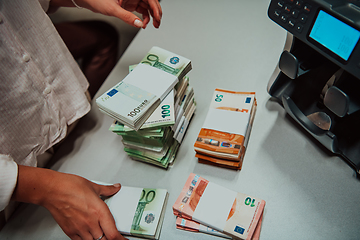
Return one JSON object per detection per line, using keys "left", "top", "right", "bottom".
{"left": 161, "top": 105, "right": 170, "bottom": 118}
{"left": 245, "top": 197, "right": 256, "bottom": 207}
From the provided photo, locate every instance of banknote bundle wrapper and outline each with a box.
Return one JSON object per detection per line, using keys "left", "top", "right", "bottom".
{"left": 175, "top": 216, "right": 263, "bottom": 239}
{"left": 96, "top": 63, "right": 179, "bottom": 130}
{"left": 175, "top": 217, "right": 232, "bottom": 239}
{"left": 103, "top": 185, "right": 168, "bottom": 240}
{"left": 194, "top": 89, "right": 257, "bottom": 170}
{"left": 109, "top": 47, "right": 196, "bottom": 168}
{"left": 172, "top": 173, "right": 265, "bottom": 240}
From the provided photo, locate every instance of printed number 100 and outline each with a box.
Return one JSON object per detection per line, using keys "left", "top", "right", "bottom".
{"left": 162, "top": 105, "right": 170, "bottom": 118}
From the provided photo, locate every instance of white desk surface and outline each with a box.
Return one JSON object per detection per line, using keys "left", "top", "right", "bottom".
{"left": 2, "top": 0, "right": 360, "bottom": 239}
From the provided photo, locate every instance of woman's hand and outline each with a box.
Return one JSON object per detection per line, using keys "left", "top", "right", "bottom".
{"left": 50, "top": 0, "right": 162, "bottom": 29}
{"left": 12, "top": 166, "right": 127, "bottom": 240}
{"left": 117, "top": 0, "right": 162, "bottom": 28}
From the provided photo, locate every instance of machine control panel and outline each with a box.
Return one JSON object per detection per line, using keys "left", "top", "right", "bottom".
{"left": 272, "top": 0, "right": 314, "bottom": 34}
{"left": 268, "top": 0, "right": 360, "bottom": 78}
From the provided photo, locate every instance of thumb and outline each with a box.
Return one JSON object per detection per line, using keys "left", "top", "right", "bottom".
{"left": 98, "top": 183, "right": 122, "bottom": 197}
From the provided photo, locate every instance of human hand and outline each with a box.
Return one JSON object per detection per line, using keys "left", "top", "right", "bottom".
{"left": 51, "top": 0, "right": 162, "bottom": 29}
{"left": 43, "top": 175, "right": 127, "bottom": 240}
{"left": 117, "top": 0, "right": 162, "bottom": 28}
{"left": 12, "top": 166, "right": 128, "bottom": 240}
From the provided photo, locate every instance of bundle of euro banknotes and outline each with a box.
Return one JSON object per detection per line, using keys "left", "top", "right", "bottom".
{"left": 94, "top": 180, "right": 169, "bottom": 240}
{"left": 109, "top": 47, "right": 196, "bottom": 168}
{"left": 96, "top": 46, "right": 192, "bottom": 130}
{"left": 194, "top": 89, "right": 257, "bottom": 170}
{"left": 173, "top": 173, "right": 264, "bottom": 239}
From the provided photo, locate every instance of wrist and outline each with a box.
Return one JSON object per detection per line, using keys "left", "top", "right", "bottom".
{"left": 12, "top": 166, "right": 57, "bottom": 206}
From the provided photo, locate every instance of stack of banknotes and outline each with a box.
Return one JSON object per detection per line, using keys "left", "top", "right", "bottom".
{"left": 104, "top": 185, "right": 168, "bottom": 240}
{"left": 194, "top": 89, "right": 257, "bottom": 170}
{"left": 96, "top": 63, "right": 179, "bottom": 130}
{"left": 172, "top": 173, "right": 265, "bottom": 240}
{"left": 109, "top": 47, "right": 196, "bottom": 168}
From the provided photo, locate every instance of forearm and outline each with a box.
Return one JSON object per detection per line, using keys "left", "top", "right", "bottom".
{"left": 11, "top": 165, "right": 59, "bottom": 206}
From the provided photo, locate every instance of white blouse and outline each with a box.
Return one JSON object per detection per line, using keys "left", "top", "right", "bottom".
{"left": 0, "top": 0, "right": 91, "bottom": 210}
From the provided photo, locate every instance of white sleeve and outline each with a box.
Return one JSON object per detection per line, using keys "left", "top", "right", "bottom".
{"left": 0, "top": 155, "right": 18, "bottom": 211}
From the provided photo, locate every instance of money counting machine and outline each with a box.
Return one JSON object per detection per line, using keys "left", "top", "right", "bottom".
{"left": 267, "top": 0, "right": 360, "bottom": 178}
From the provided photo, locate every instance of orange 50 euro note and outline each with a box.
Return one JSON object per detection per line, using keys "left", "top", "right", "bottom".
{"left": 173, "top": 173, "right": 265, "bottom": 240}
{"left": 194, "top": 89, "right": 256, "bottom": 163}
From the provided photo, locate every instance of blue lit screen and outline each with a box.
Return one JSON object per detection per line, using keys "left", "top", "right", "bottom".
{"left": 309, "top": 10, "right": 360, "bottom": 61}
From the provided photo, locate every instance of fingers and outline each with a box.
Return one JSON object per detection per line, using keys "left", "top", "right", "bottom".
{"left": 136, "top": 5, "right": 151, "bottom": 29}
{"left": 82, "top": 0, "right": 145, "bottom": 29}
{"left": 138, "top": 0, "right": 161, "bottom": 28}
{"left": 99, "top": 208, "right": 127, "bottom": 240}
{"left": 67, "top": 202, "right": 125, "bottom": 240}
{"left": 70, "top": 235, "right": 82, "bottom": 240}
{"left": 90, "top": 224, "right": 105, "bottom": 240}
{"left": 102, "top": 236, "right": 129, "bottom": 240}
{"left": 145, "top": 0, "right": 162, "bottom": 27}
{"left": 62, "top": 214, "right": 104, "bottom": 240}
{"left": 93, "top": 183, "right": 126, "bottom": 239}
{"left": 67, "top": 229, "right": 94, "bottom": 240}
{"left": 112, "top": 6, "right": 145, "bottom": 28}
{"left": 66, "top": 201, "right": 124, "bottom": 240}
{"left": 115, "top": 0, "right": 162, "bottom": 28}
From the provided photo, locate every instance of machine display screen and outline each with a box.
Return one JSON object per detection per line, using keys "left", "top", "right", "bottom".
{"left": 309, "top": 10, "right": 360, "bottom": 61}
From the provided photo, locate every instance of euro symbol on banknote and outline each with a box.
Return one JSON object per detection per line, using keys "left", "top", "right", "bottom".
{"left": 131, "top": 189, "right": 156, "bottom": 231}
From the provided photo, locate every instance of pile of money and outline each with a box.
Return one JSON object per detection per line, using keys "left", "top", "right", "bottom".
{"left": 194, "top": 89, "right": 257, "bottom": 170}
{"left": 109, "top": 47, "right": 196, "bottom": 168}
{"left": 172, "top": 173, "right": 264, "bottom": 240}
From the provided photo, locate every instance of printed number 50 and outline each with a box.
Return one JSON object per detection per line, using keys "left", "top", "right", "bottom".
{"left": 215, "top": 94, "right": 223, "bottom": 102}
